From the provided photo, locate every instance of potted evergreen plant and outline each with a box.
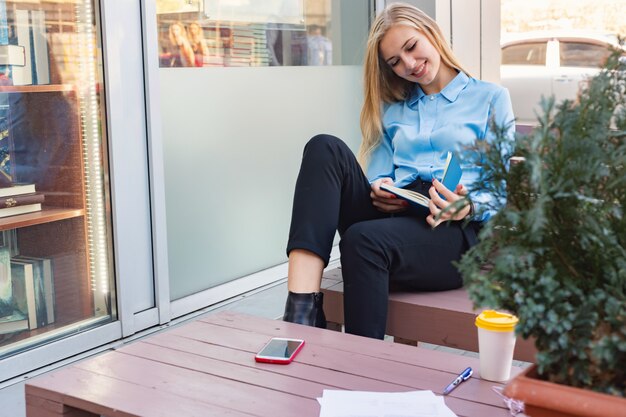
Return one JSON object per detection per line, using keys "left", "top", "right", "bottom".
{"left": 457, "top": 48, "right": 625, "bottom": 416}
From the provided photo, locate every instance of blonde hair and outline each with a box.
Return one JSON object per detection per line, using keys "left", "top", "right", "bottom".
{"left": 188, "top": 22, "right": 210, "bottom": 57}
{"left": 358, "top": 3, "right": 470, "bottom": 167}
{"left": 168, "top": 22, "right": 195, "bottom": 67}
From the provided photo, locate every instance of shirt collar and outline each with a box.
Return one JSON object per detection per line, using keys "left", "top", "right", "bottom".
{"left": 407, "top": 71, "right": 469, "bottom": 107}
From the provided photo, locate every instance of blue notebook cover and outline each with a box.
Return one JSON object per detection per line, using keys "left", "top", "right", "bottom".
{"left": 440, "top": 152, "right": 462, "bottom": 196}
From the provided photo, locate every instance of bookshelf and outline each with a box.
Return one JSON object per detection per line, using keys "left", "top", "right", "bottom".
{"left": 0, "top": 82, "right": 94, "bottom": 349}
{"left": 0, "top": 0, "right": 111, "bottom": 357}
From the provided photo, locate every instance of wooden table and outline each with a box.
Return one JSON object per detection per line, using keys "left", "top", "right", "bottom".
{"left": 25, "top": 311, "right": 519, "bottom": 416}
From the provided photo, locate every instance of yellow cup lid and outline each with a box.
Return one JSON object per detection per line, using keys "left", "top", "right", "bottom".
{"left": 475, "top": 310, "right": 518, "bottom": 332}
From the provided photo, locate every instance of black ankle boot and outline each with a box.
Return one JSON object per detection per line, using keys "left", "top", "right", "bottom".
{"left": 282, "top": 291, "right": 327, "bottom": 329}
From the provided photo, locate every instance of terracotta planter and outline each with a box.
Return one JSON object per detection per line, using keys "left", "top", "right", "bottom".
{"left": 504, "top": 365, "right": 626, "bottom": 417}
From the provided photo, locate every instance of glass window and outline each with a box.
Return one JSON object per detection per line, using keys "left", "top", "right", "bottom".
{"left": 501, "top": 42, "right": 547, "bottom": 65}
{"left": 559, "top": 41, "right": 612, "bottom": 68}
{"left": 156, "top": 0, "right": 365, "bottom": 67}
{"left": 0, "top": 0, "right": 114, "bottom": 358}
{"left": 157, "top": 0, "right": 370, "bottom": 300}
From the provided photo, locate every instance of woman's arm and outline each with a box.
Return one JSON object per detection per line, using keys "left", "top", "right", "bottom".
{"left": 365, "top": 128, "right": 407, "bottom": 213}
{"left": 366, "top": 128, "right": 395, "bottom": 183}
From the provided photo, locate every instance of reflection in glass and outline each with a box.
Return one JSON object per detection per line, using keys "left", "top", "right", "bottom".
{"left": 0, "top": 0, "right": 114, "bottom": 359}
{"left": 559, "top": 42, "right": 612, "bottom": 68}
{"left": 501, "top": 42, "right": 547, "bottom": 66}
{"left": 156, "top": 0, "right": 368, "bottom": 67}
{"left": 306, "top": 24, "right": 331, "bottom": 65}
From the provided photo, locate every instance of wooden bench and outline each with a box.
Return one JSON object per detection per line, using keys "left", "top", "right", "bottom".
{"left": 26, "top": 311, "right": 520, "bottom": 417}
{"left": 321, "top": 267, "right": 537, "bottom": 362}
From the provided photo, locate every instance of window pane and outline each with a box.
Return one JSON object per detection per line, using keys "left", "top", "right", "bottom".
{"left": 156, "top": 0, "right": 368, "bottom": 67}
{"left": 501, "top": 42, "right": 547, "bottom": 65}
{"left": 158, "top": 0, "right": 370, "bottom": 299}
{"left": 559, "top": 42, "right": 612, "bottom": 68}
{"left": 0, "top": 0, "right": 114, "bottom": 358}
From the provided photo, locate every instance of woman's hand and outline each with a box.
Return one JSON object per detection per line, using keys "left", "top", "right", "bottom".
{"left": 370, "top": 178, "right": 408, "bottom": 213}
{"left": 426, "top": 179, "right": 472, "bottom": 228}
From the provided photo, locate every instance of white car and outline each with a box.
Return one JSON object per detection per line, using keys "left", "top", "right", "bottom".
{"left": 500, "top": 31, "right": 624, "bottom": 125}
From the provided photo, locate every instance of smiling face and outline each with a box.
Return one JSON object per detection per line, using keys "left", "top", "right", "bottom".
{"left": 379, "top": 24, "right": 453, "bottom": 94}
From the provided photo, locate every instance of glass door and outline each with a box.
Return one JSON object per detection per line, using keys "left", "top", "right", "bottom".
{"left": 0, "top": 0, "right": 114, "bottom": 358}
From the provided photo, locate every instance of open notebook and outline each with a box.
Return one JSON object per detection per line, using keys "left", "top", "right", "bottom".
{"left": 380, "top": 152, "right": 462, "bottom": 208}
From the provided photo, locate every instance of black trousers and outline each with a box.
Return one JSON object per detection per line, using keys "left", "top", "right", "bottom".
{"left": 287, "top": 134, "right": 474, "bottom": 339}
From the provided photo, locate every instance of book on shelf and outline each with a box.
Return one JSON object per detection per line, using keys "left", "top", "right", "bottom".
{"left": 0, "top": 310, "right": 28, "bottom": 335}
{"left": 15, "top": 255, "right": 54, "bottom": 325}
{"left": 0, "top": 192, "right": 44, "bottom": 208}
{"left": 0, "top": 183, "right": 36, "bottom": 198}
{"left": 11, "top": 9, "right": 33, "bottom": 86}
{"left": 0, "top": 45, "right": 26, "bottom": 66}
{"left": 10, "top": 260, "right": 37, "bottom": 329}
{"left": 0, "top": 104, "right": 15, "bottom": 187}
{"left": 0, "top": 241, "right": 10, "bottom": 302}
{"left": 0, "top": 1, "right": 9, "bottom": 82}
{"left": 30, "top": 10, "right": 50, "bottom": 85}
{"left": 0, "top": 1, "right": 8, "bottom": 45}
{"left": 380, "top": 152, "right": 463, "bottom": 208}
{"left": 12, "top": 258, "right": 49, "bottom": 328}
{"left": 2, "top": 228, "right": 18, "bottom": 258}
{"left": 0, "top": 203, "right": 41, "bottom": 218}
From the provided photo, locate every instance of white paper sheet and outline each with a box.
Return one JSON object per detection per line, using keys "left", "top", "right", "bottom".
{"left": 317, "top": 390, "right": 458, "bottom": 417}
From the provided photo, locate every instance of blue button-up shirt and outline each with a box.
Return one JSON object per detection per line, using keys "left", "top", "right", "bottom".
{"left": 367, "top": 71, "right": 515, "bottom": 221}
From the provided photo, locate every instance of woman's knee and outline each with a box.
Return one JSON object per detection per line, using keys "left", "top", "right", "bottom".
{"left": 340, "top": 222, "right": 384, "bottom": 263}
{"left": 304, "top": 134, "right": 349, "bottom": 156}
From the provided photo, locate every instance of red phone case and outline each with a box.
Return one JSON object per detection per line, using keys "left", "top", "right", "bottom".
{"left": 254, "top": 338, "right": 305, "bottom": 364}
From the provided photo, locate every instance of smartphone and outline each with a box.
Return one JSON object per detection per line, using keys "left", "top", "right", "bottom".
{"left": 254, "top": 337, "right": 305, "bottom": 364}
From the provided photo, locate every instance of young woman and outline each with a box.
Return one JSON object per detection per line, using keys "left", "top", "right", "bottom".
{"left": 167, "top": 22, "right": 195, "bottom": 67}
{"left": 282, "top": 3, "right": 515, "bottom": 339}
{"left": 187, "top": 22, "right": 210, "bottom": 67}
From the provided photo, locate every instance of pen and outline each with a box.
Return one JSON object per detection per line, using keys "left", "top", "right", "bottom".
{"left": 442, "top": 367, "right": 473, "bottom": 395}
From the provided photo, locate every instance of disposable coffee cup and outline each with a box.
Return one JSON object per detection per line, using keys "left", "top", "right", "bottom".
{"left": 475, "top": 310, "right": 519, "bottom": 382}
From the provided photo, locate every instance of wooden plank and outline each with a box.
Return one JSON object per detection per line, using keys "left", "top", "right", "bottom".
{"left": 183, "top": 314, "right": 516, "bottom": 413}
{"left": 391, "top": 288, "right": 475, "bottom": 311}
{"left": 324, "top": 281, "right": 475, "bottom": 316}
{"left": 73, "top": 351, "right": 320, "bottom": 417}
{"left": 0, "top": 208, "right": 84, "bottom": 231}
{"left": 388, "top": 299, "right": 537, "bottom": 361}
{"left": 137, "top": 333, "right": 407, "bottom": 392}
{"left": 388, "top": 299, "right": 478, "bottom": 349}
{"left": 26, "top": 394, "right": 97, "bottom": 417}
{"left": 321, "top": 274, "right": 537, "bottom": 362}
{"left": 322, "top": 281, "right": 344, "bottom": 324}
{"left": 124, "top": 327, "right": 507, "bottom": 416}
{"left": 198, "top": 311, "right": 522, "bottom": 379}
{"left": 133, "top": 329, "right": 511, "bottom": 417}
{"left": 116, "top": 341, "right": 332, "bottom": 400}
{"left": 26, "top": 367, "right": 250, "bottom": 417}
